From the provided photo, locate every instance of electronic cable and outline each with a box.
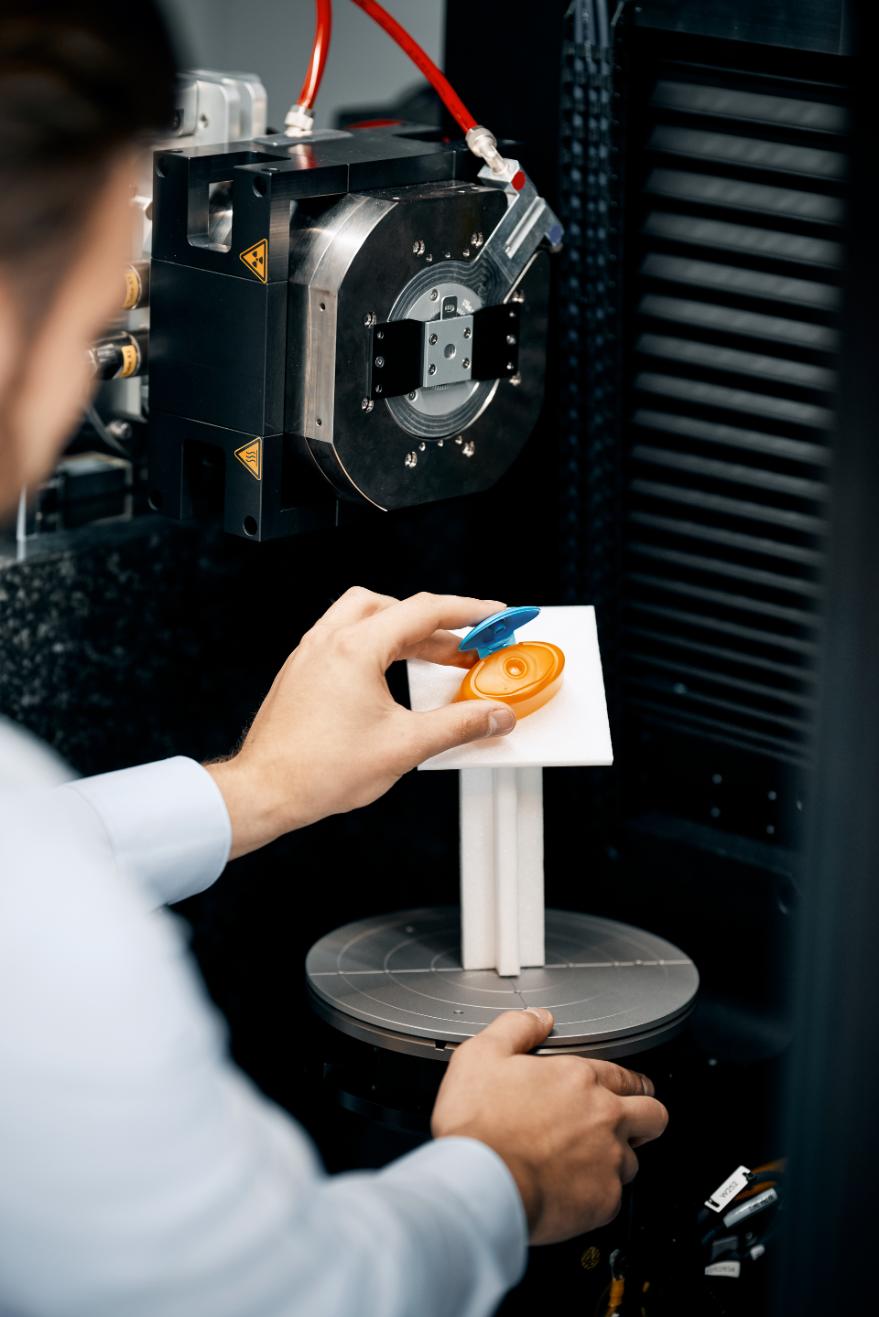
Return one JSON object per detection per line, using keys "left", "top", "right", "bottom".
{"left": 84, "top": 404, "right": 131, "bottom": 460}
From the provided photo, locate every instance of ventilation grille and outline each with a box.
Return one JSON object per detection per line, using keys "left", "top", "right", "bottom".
{"left": 623, "top": 66, "right": 846, "bottom": 765}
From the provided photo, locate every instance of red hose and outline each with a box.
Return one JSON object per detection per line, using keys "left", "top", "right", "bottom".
{"left": 297, "top": 0, "right": 333, "bottom": 111}
{"left": 349, "top": 0, "right": 478, "bottom": 135}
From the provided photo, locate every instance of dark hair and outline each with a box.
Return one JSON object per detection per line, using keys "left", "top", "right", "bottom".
{"left": 0, "top": 0, "right": 178, "bottom": 320}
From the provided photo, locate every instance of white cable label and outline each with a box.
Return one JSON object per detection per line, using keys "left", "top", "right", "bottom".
{"left": 705, "top": 1260, "right": 742, "bottom": 1279}
{"left": 705, "top": 1165, "right": 750, "bottom": 1213}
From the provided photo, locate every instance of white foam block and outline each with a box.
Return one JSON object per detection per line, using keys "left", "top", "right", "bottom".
{"left": 409, "top": 606, "right": 613, "bottom": 974}
{"left": 407, "top": 605, "right": 613, "bottom": 770}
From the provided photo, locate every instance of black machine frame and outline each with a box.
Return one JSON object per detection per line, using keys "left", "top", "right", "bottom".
{"left": 446, "top": 1, "right": 861, "bottom": 1313}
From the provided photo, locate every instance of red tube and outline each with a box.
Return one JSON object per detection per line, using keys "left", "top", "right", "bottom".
{"left": 298, "top": 0, "right": 333, "bottom": 111}
{"left": 349, "top": 0, "right": 477, "bottom": 135}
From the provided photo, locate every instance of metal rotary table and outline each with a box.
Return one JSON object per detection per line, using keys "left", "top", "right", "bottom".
{"left": 306, "top": 906, "right": 699, "bottom": 1061}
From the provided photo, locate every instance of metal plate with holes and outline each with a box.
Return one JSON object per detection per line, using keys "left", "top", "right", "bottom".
{"left": 285, "top": 181, "right": 549, "bottom": 509}
{"left": 423, "top": 310, "right": 474, "bottom": 386}
{"left": 306, "top": 907, "right": 699, "bottom": 1061}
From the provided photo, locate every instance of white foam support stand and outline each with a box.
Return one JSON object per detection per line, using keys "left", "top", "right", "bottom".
{"left": 408, "top": 606, "right": 613, "bottom": 978}
{"left": 460, "top": 766, "right": 545, "bottom": 975}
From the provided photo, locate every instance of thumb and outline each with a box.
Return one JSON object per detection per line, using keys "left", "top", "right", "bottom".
{"left": 475, "top": 1008, "right": 555, "bottom": 1056}
{"left": 406, "top": 701, "right": 517, "bottom": 763}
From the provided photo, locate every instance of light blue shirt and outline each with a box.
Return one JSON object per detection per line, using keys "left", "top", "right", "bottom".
{"left": 0, "top": 722, "right": 527, "bottom": 1316}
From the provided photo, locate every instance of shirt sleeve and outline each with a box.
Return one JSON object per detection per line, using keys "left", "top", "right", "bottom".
{"left": 0, "top": 783, "right": 528, "bottom": 1317}
{"left": 62, "top": 755, "right": 232, "bottom": 906}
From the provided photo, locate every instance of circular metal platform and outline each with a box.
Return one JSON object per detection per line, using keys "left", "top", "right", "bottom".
{"left": 306, "top": 907, "right": 699, "bottom": 1061}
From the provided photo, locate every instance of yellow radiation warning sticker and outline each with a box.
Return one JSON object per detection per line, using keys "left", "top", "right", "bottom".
{"left": 239, "top": 238, "right": 268, "bottom": 282}
{"left": 234, "top": 438, "right": 262, "bottom": 480}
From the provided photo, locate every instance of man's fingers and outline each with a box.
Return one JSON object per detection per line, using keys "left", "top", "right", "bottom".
{"left": 402, "top": 629, "right": 478, "bottom": 669}
{"left": 470, "top": 1008, "right": 555, "bottom": 1057}
{"left": 401, "top": 701, "right": 516, "bottom": 765}
{"left": 619, "top": 1096, "right": 669, "bottom": 1147}
{"left": 588, "top": 1059, "right": 655, "bottom": 1099}
{"left": 621, "top": 1145, "right": 641, "bottom": 1185}
{"left": 366, "top": 594, "right": 507, "bottom": 666}
{"left": 319, "top": 586, "right": 398, "bottom": 629}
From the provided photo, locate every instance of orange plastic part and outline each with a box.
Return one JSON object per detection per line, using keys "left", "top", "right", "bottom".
{"left": 454, "top": 641, "right": 566, "bottom": 719}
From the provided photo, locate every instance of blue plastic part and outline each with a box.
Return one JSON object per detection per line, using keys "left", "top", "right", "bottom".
{"left": 457, "top": 605, "right": 541, "bottom": 660}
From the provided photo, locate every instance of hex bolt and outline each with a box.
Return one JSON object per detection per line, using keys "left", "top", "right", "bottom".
{"left": 428, "top": 363, "right": 437, "bottom": 376}
{"left": 374, "top": 355, "right": 385, "bottom": 368}
{"left": 360, "top": 398, "right": 374, "bottom": 412}
{"left": 462, "top": 357, "right": 471, "bottom": 369}
{"left": 412, "top": 239, "right": 425, "bottom": 255}
{"left": 462, "top": 440, "right": 476, "bottom": 457}
{"left": 429, "top": 333, "right": 438, "bottom": 345}
{"left": 363, "top": 311, "right": 376, "bottom": 326}
{"left": 404, "top": 451, "right": 418, "bottom": 468}
{"left": 429, "top": 288, "right": 439, "bottom": 301}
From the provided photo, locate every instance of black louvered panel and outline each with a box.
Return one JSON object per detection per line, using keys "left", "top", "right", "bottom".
{"left": 623, "top": 65, "right": 845, "bottom": 764}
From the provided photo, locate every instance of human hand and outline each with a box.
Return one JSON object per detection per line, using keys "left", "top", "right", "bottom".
{"left": 430, "top": 1008, "right": 669, "bottom": 1245}
{"left": 206, "top": 588, "right": 517, "bottom": 858}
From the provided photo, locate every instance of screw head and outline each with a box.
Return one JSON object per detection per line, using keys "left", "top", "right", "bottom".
{"left": 374, "top": 355, "right": 385, "bottom": 368}
{"left": 455, "top": 435, "right": 464, "bottom": 445}
{"left": 506, "top": 333, "right": 516, "bottom": 345}
{"left": 512, "top": 289, "right": 525, "bottom": 303}
{"left": 463, "top": 327, "right": 472, "bottom": 339}
{"left": 363, "top": 311, "right": 376, "bottom": 326}
{"left": 404, "top": 450, "right": 418, "bottom": 468}
{"left": 462, "top": 440, "right": 475, "bottom": 458}
{"left": 429, "top": 288, "right": 438, "bottom": 301}
{"left": 418, "top": 442, "right": 426, "bottom": 451}
{"left": 462, "top": 247, "right": 471, "bottom": 258}
{"left": 470, "top": 231, "right": 483, "bottom": 246}
{"left": 360, "top": 397, "right": 374, "bottom": 412}
{"left": 428, "top": 363, "right": 437, "bottom": 376}
{"left": 375, "top": 384, "right": 383, "bottom": 394}
{"left": 429, "top": 333, "right": 438, "bottom": 345}
{"left": 462, "top": 357, "right": 471, "bottom": 369}
{"left": 509, "top": 372, "right": 522, "bottom": 386}
{"left": 412, "top": 239, "right": 425, "bottom": 255}
{"left": 407, "top": 391, "right": 417, "bottom": 401}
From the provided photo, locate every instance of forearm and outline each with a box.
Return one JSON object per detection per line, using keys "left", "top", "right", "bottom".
{"left": 59, "top": 755, "right": 231, "bottom": 906}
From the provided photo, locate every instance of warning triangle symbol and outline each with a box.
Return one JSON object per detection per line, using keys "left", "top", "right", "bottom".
{"left": 234, "top": 437, "right": 262, "bottom": 480}
{"left": 240, "top": 238, "right": 268, "bottom": 283}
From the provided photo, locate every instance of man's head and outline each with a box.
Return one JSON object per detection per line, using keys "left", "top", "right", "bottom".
{"left": 0, "top": 1, "right": 177, "bottom": 513}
